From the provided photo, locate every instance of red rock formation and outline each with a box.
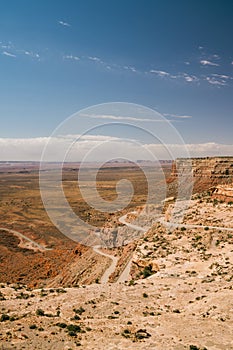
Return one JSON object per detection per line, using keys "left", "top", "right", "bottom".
{"left": 168, "top": 157, "right": 233, "bottom": 194}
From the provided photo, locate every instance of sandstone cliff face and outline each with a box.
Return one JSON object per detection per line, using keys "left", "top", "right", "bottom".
{"left": 212, "top": 185, "right": 233, "bottom": 202}
{"left": 169, "top": 157, "right": 233, "bottom": 194}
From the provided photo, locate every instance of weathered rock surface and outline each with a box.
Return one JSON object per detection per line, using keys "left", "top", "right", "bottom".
{"left": 168, "top": 156, "right": 233, "bottom": 194}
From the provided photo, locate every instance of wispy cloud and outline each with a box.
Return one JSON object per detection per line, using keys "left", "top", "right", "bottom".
{"left": 205, "top": 73, "right": 232, "bottom": 86}
{"left": 184, "top": 76, "right": 196, "bottom": 82}
{"left": 163, "top": 113, "right": 192, "bottom": 119}
{"left": 80, "top": 113, "right": 165, "bottom": 123}
{"left": 200, "top": 60, "right": 219, "bottom": 67}
{"left": 86, "top": 56, "right": 138, "bottom": 73}
{"left": 1, "top": 41, "right": 41, "bottom": 60}
{"left": 1, "top": 45, "right": 12, "bottom": 49}
{"left": 63, "top": 55, "right": 80, "bottom": 61}
{"left": 60, "top": 134, "right": 120, "bottom": 141}
{"left": 212, "top": 73, "right": 232, "bottom": 80}
{"left": 123, "top": 65, "right": 137, "bottom": 73}
{"left": 1, "top": 38, "right": 232, "bottom": 90}
{"left": 2, "top": 51, "right": 16, "bottom": 58}
{"left": 205, "top": 76, "right": 226, "bottom": 86}
{"left": 88, "top": 56, "right": 102, "bottom": 63}
{"left": 181, "top": 73, "right": 199, "bottom": 83}
{"left": 58, "top": 20, "right": 71, "bottom": 27}
{"left": 23, "top": 50, "right": 40, "bottom": 59}
{"left": 150, "top": 69, "right": 170, "bottom": 77}
{"left": 149, "top": 70, "right": 199, "bottom": 84}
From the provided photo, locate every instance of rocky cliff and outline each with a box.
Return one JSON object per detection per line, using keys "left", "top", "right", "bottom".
{"left": 168, "top": 156, "right": 233, "bottom": 194}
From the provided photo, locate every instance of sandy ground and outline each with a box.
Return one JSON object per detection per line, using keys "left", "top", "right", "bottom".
{"left": 0, "top": 274, "right": 232, "bottom": 350}
{"left": 0, "top": 227, "right": 49, "bottom": 252}
{"left": 0, "top": 195, "right": 233, "bottom": 349}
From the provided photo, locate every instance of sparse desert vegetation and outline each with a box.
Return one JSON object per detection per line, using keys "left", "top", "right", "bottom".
{"left": 0, "top": 159, "right": 233, "bottom": 349}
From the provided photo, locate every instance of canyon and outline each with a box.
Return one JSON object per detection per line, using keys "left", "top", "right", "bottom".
{"left": 0, "top": 158, "right": 232, "bottom": 349}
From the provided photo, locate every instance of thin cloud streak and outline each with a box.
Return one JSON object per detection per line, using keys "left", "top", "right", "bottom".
{"left": 150, "top": 70, "right": 170, "bottom": 77}
{"left": 79, "top": 113, "right": 165, "bottom": 122}
{"left": 124, "top": 65, "right": 137, "bottom": 73}
{"left": 88, "top": 56, "right": 103, "bottom": 63}
{"left": 58, "top": 20, "right": 71, "bottom": 27}
{"left": 23, "top": 50, "right": 40, "bottom": 59}
{"left": 200, "top": 60, "right": 219, "bottom": 66}
{"left": 2, "top": 51, "right": 16, "bottom": 58}
{"left": 63, "top": 55, "right": 80, "bottom": 61}
{"left": 163, "top": 113, "right": 192, "bottom": 119}
{"left": 182, "top": 73, "right": 199, "bottom": 82}
{"left": 206, "top": 76, "right": 227, "bottom": 86}
{"left": 1, "top": 38, "right": 232, "bottom": 89}
{"left": 212, "top": 73, "right": 233, "bottom": 80}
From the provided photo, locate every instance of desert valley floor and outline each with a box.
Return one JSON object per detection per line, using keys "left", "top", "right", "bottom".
{"left": 0, "top": 160, "right": 232, "bottom": 350}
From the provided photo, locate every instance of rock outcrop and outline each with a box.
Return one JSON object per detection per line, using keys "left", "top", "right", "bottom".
{"left": 168, "top": 157, "right": 233, "bottom": 194}
{"left": 212, "top": 185, "right": 233, "bottom": 202}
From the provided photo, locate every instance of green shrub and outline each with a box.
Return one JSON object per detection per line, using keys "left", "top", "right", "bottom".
{"left": 121, "top": 329, "right": 131, "bottom": 338}
{"left": 0, "top": 314, "right": 10, "bottom": 322}
{"left": 68, "top": 330, "right": 77, "bottom": 337}
{"left": 72, "top": 314, "right": 81, "bottom": 320}
{"left": 16, "top": 292, "right": 30, "bottom": 299}
{"left": 56, "top": 322, "right": 67, "bottom": 328}
{"left": 128, "top": 280, "right": 135, "bottom": 286}
{"left": 67, "top": 324, "right": 82, "bottom": 333}
{"left": 73, "top": 307, "right": 85, "bottom": 315}
{"left": 29, "top": 324, "right": 37, "bottom": 329}
{"left": 0, "top": 292, "right": 6, "bottom": 301}
{"left": 135, "top": 329, "right": 151, "bottom": 339}
{"left": 142, "top": 265, "right": 153, "bottom": 278}
{"left": 36, "top": 309, "right": 45, "bottom": 316}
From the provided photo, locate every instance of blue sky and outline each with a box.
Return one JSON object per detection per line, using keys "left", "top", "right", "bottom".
{"left": 1, "top": 0, "right": 233, "bottom": 160}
